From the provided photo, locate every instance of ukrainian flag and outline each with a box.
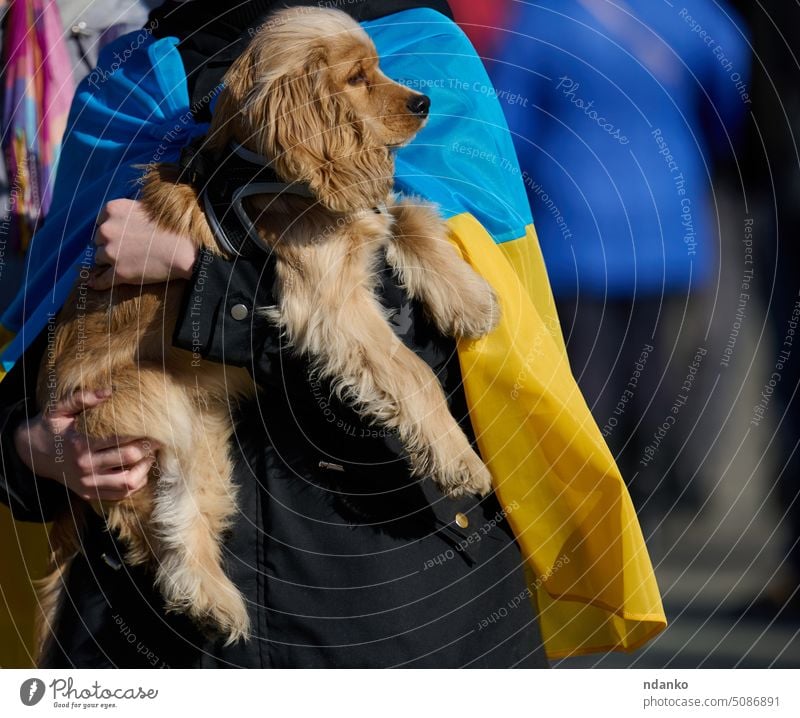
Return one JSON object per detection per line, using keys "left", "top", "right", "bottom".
{"left": 0, "top": 8, "right": 666, "bottom": 664}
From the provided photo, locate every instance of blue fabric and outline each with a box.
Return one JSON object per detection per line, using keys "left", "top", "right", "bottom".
{"left": 365, "top": 9, "right": 532, "bottom": 242}
{"left": 1, "top": 8, "right": 534, "bottom": 373}
{"left": 1, "top": 32, "right": 208, "bottom": 372}
{"left": 490, "top": 0, "right": 749, "bottom": 296}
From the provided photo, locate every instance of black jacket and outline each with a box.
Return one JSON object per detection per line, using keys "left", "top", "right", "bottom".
{"left": 0, "top": 0, "right": 548, "bottom": 668}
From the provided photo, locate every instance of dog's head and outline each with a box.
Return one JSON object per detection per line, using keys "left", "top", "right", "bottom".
{"left": 209, "top": 7, "right": 431, "bottom": 213}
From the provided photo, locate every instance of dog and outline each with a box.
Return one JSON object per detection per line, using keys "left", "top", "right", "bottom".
{"left": 37, "top": 6, "right": 500, "bottom": 653}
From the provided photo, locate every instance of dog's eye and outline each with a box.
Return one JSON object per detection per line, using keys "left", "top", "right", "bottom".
{"left": 348, "top": 71, "right": 367, "bottom": 86}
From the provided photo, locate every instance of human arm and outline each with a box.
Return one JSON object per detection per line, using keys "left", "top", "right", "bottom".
{"left": 88, "top": 197, "right": 281, "bottom": 382}
{"left": 89, "top": 198, "right": 198, "bottom": 289}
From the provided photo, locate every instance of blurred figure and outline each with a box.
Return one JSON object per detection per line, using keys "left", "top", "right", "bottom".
{"left": 729, "top": 0, "right": 800, "bottom": 621}
{"left": 448, "top": 0, "right": 513, "bottom": 57}
{"left": 57, "top": 0, "right": 162, "bottom": 82}
{"left": 490, "top": 0, "right": 749, "bottom": 520}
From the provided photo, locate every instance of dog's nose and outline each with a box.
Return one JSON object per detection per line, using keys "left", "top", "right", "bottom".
{"left": 407, "top": 94, "right": 431, "bottom": 118}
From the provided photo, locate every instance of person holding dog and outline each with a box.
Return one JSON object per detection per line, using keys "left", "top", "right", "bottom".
{"left": 0, "top": 0, "right": 665, "bottom": 667}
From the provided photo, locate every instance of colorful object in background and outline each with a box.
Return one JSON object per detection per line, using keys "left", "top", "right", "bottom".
{"left": 490, "top": 0, "right": 749, "bottom": 297}
{"left": 2, "top": 0, "right": 74, "bottom": 254}
{"left": 448, "top": 0, "right": 514, "bottom": 56}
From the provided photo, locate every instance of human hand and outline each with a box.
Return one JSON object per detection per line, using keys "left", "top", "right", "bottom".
{"left": 89, "top": 198, "right": 198, "bottom": 290}
{"left": 13, "top": 389, "right": 158, "bottom": 501}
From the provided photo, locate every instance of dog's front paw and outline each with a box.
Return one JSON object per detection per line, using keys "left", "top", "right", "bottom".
{"left": 445, "top": 450, "right": 493, "bottom": 498}
{"left": 422, "top": 437, "right": 493, "bottom": 498}
{"left": 450, "top": 278, "right": 501, "bottom": 339}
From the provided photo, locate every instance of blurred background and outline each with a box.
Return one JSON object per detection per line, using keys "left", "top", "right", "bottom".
{"left": 451, "top": 0, "right": 800, "bottom": 667}
{"left": 1, "top": 0, "right": 799, "bottom": 668}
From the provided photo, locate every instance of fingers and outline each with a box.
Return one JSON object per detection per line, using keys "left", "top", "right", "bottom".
{"left": 94, "top": 204, "right": 109, "bottom": 234}
{"left": 88, "top": 439, "right": 156, "bottom": 472}
{"left": 85, "top": 435, "right": 159, "bottom": 453}
{"left": 94, "top": 199, "right": 134, "bottom": 244}
{"left": 92, "top": 200, "right": 128, "bottom": 261}
{"left": 88, "top": 266, "right": 114, "bottom": 290}
{"left": 48, "top": 388, "right": 112, "bottom": 418}
{"left": 64, "top": 434, "right": 160, "bottom": 501}
{"left": 90, "top": 221, "right": 116, "bottom": 289}
{"left": 73, "top": 456, "right": 155, "bottom": 502}
{"left": 93, "top": 245, "right": 111, "bottom": 266}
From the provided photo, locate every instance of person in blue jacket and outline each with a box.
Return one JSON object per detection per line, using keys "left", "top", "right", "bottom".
{"left": 491, "top": 0, "right": 749, "bottom": 513}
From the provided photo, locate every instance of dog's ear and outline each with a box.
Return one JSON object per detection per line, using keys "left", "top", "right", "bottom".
{"left": 256, "top": 56, "right": 394, "bottom": 213}
{"left": 206, "top": 50, "right": 259, "bottom": 150}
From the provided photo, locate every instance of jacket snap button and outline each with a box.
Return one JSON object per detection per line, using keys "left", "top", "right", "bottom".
{"left": 455, "top": 512, "right": 469, "bottom": 529}
{"left": 100, "top": 552, "right": 123, "bottom": 571}
{"left": 319, "top": 461, "right": 345, "bottom": 472}
{"left": 230, "top": 303, "right": 249, "bottom": 321}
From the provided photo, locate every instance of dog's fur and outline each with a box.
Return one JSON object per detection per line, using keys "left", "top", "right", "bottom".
{"left": 36, "top": 7, "right": 500, "bottom": 655}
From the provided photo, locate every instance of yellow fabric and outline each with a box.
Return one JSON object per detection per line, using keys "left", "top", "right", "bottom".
{"left": 497, "top": 226, "right": 566, "bottom": 355}
{"left": 0, "top": 506, "right": 48, "bottom": 667}
{"left": 447, "top": 213, "right": 666, "bottom": 659}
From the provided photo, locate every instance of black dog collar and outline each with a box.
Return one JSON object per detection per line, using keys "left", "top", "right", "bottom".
{"left": 179, "top": 140, "right": 314, "bottom": 259}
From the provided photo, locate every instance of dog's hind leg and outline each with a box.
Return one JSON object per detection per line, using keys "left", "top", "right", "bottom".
{"left": 151, "top": 415, "right": 249, "bottom": 644}
{"left": 79, "top": 366, "right": 249, "bottom": 643}
{"left": 386, "top": 198, "right": 500, "bottom": 339}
